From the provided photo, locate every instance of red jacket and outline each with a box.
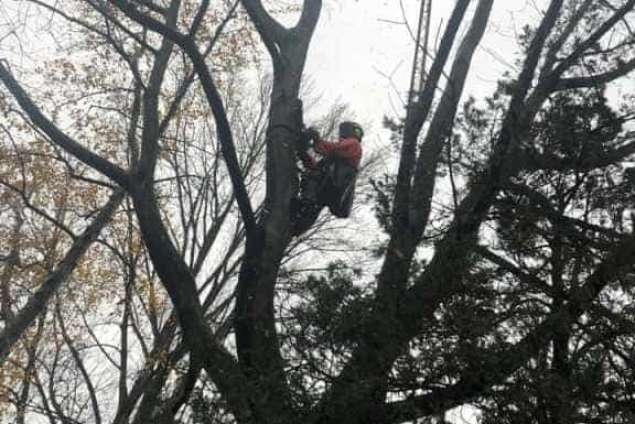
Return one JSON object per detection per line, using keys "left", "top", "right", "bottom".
{"left": 304, "top": 137, "right": 362, "bottom": 170}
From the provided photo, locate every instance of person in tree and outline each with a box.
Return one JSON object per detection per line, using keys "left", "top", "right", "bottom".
{"left": 291, "top": 121, "right": 364, "bottom": 236}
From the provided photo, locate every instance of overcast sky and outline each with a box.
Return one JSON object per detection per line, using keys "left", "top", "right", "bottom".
{"left": 305, "top": 1, "right": 546, "bottom": 145}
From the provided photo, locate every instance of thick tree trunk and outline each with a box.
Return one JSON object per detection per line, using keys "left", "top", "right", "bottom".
{"left": 234, "top": 73, "right": 306, "bottom": 424}
{"left": 233, "top": 3, "right": 322, "bottom": 422}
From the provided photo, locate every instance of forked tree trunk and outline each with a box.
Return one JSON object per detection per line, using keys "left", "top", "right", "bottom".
{"left": 233, "top": 2, "right": 322, "bottom": 422}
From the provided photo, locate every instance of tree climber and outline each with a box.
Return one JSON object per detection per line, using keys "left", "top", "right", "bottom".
{"left": 291, "top": 121, "right": 364, "bottom": 236}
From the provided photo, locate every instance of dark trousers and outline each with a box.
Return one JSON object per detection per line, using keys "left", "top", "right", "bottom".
{"left": 290, "top": 168, "right": 326, "bottom": 236}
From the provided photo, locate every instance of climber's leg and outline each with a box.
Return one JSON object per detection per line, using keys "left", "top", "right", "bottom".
{"left": 290, "top": 170, "right": 325, "bottom": 236}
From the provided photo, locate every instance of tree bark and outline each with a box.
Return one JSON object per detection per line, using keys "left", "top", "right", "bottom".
{"left": 233, "top": 2, "right": 322, "bottom": 422}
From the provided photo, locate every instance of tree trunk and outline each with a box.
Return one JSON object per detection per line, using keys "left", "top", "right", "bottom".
{"left": 234, "top": 68, "right": 307, "bottom": 424}
{"left": 233, "top": 3, "right": 322, "bottom": 421}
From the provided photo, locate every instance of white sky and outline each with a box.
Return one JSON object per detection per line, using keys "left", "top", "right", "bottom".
{"left": 306, "top": 1, "right": 546, "bottom": 150}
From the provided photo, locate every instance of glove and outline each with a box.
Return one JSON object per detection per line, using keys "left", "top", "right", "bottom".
{"left": 303, "top": 127, "right": 320, "bottom": 144}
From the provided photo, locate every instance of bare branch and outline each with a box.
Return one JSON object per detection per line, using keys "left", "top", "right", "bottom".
{"left": 0, "top": 62, "right": 130, "bottom": 188}
{"left": 553, "top": 57, "right": 635, "bottom": 89}
{"left": 409, "top": 0, "right": 494, "bottom": 239}
{"left": 475, "top": 245, "right": 555, "bottom": 295}
{"left": 392, "top": 0, "right": 470, "bottom": 232}
{"left": 111, "top": 0, "right": 257, "bottom": 236}
{"left": 0, "top": 189, "right": 124, "bottom": 364}
{"left": 546, "top": 0, "right": 635, "bottom": 82}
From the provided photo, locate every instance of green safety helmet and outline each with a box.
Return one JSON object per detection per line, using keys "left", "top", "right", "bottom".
{"left": 339, "top": 121, "right": 364, "bottom": 141}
